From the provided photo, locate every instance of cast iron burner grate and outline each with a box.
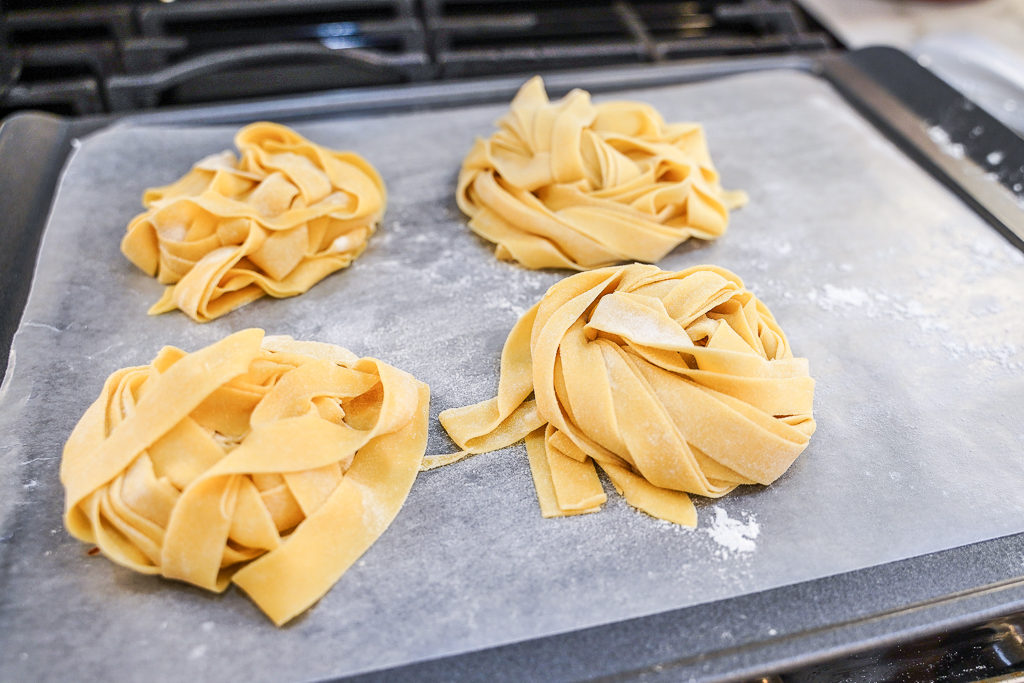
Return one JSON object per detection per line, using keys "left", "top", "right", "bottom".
{"left": 0, "top": 0, "right": 835, "bottom": 116}
{"left": 428, "top": 0, "right": 832, "bottom": 78}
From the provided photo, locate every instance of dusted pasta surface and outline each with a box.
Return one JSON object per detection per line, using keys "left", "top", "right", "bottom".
{"left": 437, "top": 264, "right": 815, "bottom": 526}
{"left": 121, "top": 122, "right": 386, "bottom": 322}
{"left": 60, "top": 329, "right": 429, "bottom": 625}
{"left": 457, "top": 77, "right": 747, "bottom": 270}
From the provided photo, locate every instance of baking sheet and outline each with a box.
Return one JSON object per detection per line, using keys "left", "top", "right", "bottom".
{"left": 1, "top": 69, "right": 1023, "bottom": 681}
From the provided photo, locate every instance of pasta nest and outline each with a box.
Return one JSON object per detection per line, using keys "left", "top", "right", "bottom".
{"left": 121, "top": 122, "right": 386, "bottom": 322}
{"left": 438, "top": 264, "right": 815, "bottom": 526}
{"left": 456, "top": 77, "right": 747, "bottom": 271}
{"left": 61, "top": 329, "right": 429, "bottom": 625}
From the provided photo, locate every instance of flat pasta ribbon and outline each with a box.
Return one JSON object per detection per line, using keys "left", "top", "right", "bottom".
{"left": 121, "top": 122, "right": 386, "bottom": 322}
{"left": 61, "top": 329, "right": 429, "bottom": 625}
{"left": 434, "top": 264, "right": 815, "bottom": 527}
{"left": 457, "top": 77, "right": 747, "bottom": 270}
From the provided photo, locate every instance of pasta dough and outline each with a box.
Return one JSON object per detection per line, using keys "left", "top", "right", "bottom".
{"left": 436, "top": 264, "right": 815, "bottom": 527}
{"left": 121, "top": 122, "right": 386, "bottom": 322}
{"left": 61, "top": 329, "right": 429, "bottom": 625}
{"left": 457, "top": 77, "right": 747, "bottom": 270}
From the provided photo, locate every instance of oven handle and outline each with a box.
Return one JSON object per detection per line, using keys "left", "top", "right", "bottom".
{"left": 105, "top": 42, "right": 429, "bottom": 111}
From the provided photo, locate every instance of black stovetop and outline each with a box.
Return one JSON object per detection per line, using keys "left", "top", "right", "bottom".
{"left": 0, "top": 0, "right": 834, "bottom": 115}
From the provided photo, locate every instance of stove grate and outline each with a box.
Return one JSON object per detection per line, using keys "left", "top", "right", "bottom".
{"left": 0, "top": 0, "right": 835, "bottom": 116}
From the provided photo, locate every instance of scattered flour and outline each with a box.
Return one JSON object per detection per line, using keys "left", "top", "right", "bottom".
{"left": 704, "top": 506, "right": 759, "bottom": 556}
{"left": 927, "top": 125, "right": 964, "bottom": 159}
{"left": 819, "top": 284, "right": 870, "bottom": 309}
{"left": 972, "top": 240, "right": 995, "bottom": 257}
{"left": 328, "top": 233, "right": 357, "bottom": 253}
{"left": 986, "top": 150, "right": 1005, "bottom": 166}
{"left": 941, "top": 340, "right": 1022, "bottom": 370}
{"left": 809, "top": 283, "right": 948, "bottom": 329}
{"left": 804, "top": 276, "right": 1022, "bottom": 370}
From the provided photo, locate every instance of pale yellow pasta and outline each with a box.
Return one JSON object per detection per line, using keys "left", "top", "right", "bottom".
{"left": 61, "top": 329, "right": 429, "bottom": 625}
{"left": 122, "top": 122, "right": 386, "bottom": 322}
{"left": 457, "top": 77, "right": 747, "bottom": 270}
{"left": 434, "top": 264, "right": 815, "bottom": 527}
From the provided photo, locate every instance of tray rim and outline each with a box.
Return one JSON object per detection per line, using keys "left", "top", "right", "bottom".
{"left": 1, "top": 47, "right": 1022, "bottom": 681}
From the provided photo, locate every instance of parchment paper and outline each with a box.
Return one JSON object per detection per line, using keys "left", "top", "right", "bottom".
{"left": 1, "top": 70, "right": 1022, "bottom": 681}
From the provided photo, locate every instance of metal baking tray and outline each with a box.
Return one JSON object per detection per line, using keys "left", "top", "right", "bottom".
{"left": 1, "top": 47, "right": 1022, "bottom": 681}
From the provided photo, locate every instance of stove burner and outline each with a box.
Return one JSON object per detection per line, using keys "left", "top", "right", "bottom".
{"left": 0, "top": 0, "right": 834, "bottom": 115}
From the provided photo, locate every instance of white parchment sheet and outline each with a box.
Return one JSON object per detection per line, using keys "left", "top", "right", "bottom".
{"left": 1, "top": 70, "right": 1022, "bottom": 680}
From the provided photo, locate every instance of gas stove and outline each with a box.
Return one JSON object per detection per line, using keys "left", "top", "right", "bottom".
{"left": 0, "top": 0, "right": 834, "bottom": 115}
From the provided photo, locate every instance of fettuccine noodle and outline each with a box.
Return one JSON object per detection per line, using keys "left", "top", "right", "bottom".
{"left": 122, "top": 122, "right": 385, "bottom": 322}
{"left": 61, "top": 329, "right": 429, "bottom": 625}
{"left": 457, "top": 77, "right": 747, "bottom": 270}
{"left": 434, "top": 264, "right": 815, "bottom": 526}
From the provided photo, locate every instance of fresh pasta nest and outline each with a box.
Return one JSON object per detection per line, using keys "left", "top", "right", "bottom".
{"left": 121, "top": 122, "right": 386, "bottom": 322}
{"left": 437, "top": 264, "right": 815, "bottom": 526}
{"left": 61, "top": 329, "right": 429, "bottom": 625}
{"left": 456, "top": 77, "right": 747, "bottom": 271}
